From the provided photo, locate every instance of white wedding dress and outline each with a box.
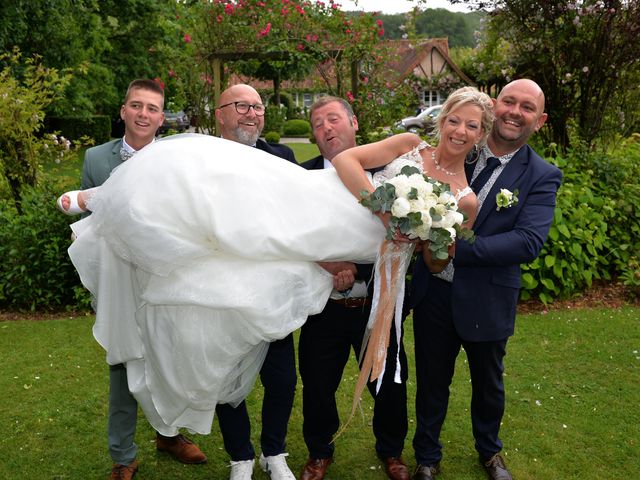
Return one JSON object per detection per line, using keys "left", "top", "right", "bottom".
{"left": 69, "top": 133, "right": 424, "bottom": 436}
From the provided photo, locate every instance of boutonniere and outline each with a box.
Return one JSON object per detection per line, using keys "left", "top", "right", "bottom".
{"left": 496, "top": 188, "right": 519, "bottom": 211}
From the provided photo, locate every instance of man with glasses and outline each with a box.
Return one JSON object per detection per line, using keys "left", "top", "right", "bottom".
{"left": 216, "top": 84, "right": 296, "bottom": 163}
{"left": 214, "top": 84, "right": 297, "bottom": 480}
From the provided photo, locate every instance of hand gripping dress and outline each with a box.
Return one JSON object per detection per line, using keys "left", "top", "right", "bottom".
{"left": 68, "top": 133, "right": 424, "bottom": 436}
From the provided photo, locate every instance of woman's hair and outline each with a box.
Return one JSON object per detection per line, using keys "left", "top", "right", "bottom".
{"left": 434, "top": 86, "right": 494, "bottom": 144}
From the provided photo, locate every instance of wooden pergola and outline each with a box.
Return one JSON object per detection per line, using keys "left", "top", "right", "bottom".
{"left": 206, "top": 49, "right": 360, "bottom": 132}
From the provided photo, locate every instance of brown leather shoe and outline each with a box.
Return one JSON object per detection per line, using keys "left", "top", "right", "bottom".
{"left": 482, "top": 454, "right": 513, "bottom": 480}
{"left": 299, "top": 457, "right": 332, "bottom": 480}
{"left": 110, "top": 460, "right": 138, "bottom": 480}
{"left": 412, "top": 464, "right": 439, "bottom": 480}
{"left": 380, "top": 456, "right": 410, "bottom": 480}
{"left": 156, "top": 433, "right": 207, "bottom": 464}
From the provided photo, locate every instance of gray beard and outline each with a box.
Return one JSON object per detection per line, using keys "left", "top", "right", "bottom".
{"left": 234, "top": 127, "right": 260, "bottom": 146}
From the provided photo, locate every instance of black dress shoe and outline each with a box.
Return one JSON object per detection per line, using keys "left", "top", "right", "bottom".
{"left": 482, "top": 454, "right": 513, "bottom": 480}
{"left": 412, "top": 464, "right": 439, "bottom": 480}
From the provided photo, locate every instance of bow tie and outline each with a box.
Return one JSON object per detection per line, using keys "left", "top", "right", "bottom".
{"left": 120, "top": 147, "right": 136, "bottom": 162}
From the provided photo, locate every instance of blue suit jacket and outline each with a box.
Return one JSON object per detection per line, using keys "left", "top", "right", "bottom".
{"left": 411, "top": 144, "right": 562, "bottom": 341}
{"left": 256, "top": 138, "right": 297, "bottom": 164}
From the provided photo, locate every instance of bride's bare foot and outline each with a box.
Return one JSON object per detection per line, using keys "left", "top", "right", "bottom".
{"left": 56, "top": 190, "right": 87, "bottom": 215}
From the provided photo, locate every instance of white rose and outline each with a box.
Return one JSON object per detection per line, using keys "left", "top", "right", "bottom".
{"left": 387, "top": 176, "right": 411, "bottom": 197}
{"left": 409, "top": 197, "right": 425, "bottom": 212}
{"left": 391, "top": 197, "right": 411, "bottom": 217}
{"left": 438, "top": 191, "right": 457, "bottom": 207}
{"left": 499, "top": 188, "right": 513, "bottom": 201}
{"left": 438, "top": 210, "right": 464, "bottom": 229}
{"left": 421, "top": 193, "right": 438, "bottom": 210}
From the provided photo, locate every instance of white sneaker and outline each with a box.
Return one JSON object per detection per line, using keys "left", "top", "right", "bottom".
{"left": 229, "top": 459, "right": 254, "bottom": 480}
{"left": 259, "top": 453, "right": 296, "bottom": 480}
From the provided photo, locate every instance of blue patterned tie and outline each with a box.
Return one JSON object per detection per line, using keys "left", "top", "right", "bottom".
{"left": 470, "top": 156, "right": 500, "bottom": 193}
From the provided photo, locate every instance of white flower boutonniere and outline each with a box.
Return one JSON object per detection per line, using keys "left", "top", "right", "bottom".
{"left": 496, "top": 188, "right": 519, "bottom": 211}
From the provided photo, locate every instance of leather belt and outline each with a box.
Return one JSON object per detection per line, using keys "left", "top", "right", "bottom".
{"left": 329, "top": 296, "right": 371, "bottom": 308}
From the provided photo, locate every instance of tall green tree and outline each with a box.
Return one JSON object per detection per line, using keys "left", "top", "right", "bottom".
{"left": 453, "top": 0, "right": 640, "bottom": 149}
{"left": 0, "top": 0, "right": 188, "bottom": 119}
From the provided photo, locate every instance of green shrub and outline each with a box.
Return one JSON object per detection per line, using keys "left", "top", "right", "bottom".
{"left": 0, "top": 185, "right": 91, "bottom": 311}
{"left": 45, "top": 115, "right": 111, "bottom": 144}
{"left": 521, "top": 136, "right": 640, "bottom": 303}
{"left": 264, "top": 105, "right": 286, "bottom": 134}
{"left": 282, "top": 119, "right": 311, "bottom": 136}
{"left": 264, "top": 131, "right": 281, "bottom": 143}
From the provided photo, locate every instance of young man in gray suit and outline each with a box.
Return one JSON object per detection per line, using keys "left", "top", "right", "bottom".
{"left": 81, "top": 79, "right": 206, "bottom": 480}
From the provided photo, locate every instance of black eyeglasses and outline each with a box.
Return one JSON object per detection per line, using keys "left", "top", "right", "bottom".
{"left": 217, "top": 101, "right": 266, "bottom": 116}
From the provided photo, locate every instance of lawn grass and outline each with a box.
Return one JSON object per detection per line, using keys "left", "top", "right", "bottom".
{"left": 40, "top": 140, "right": 320, "bottom": 190}
{"left": 1, "top": 307, "right": 638, "bottom": 479}
{"left": 286, "top": 142, "right": 320, "bottom": 163}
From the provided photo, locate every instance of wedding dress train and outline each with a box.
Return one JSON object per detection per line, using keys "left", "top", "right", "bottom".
{"left": 69, "top": 134, "right": 389, "bottom": 435}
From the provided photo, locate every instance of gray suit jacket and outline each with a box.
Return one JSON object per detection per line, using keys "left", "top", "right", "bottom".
{"left": 81, "top": 138, "right": 124, "bottom": 189}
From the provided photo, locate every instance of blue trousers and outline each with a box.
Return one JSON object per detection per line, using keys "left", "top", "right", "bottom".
{"left": 412, "top": 277, "right": 507, "bottom": 465}
{"left": 216, "top": 333, "right": 297, "bottom": 461}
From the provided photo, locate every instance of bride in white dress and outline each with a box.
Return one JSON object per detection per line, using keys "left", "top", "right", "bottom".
{"left": 63, "top": 86, "right": 493, "bottom": 436}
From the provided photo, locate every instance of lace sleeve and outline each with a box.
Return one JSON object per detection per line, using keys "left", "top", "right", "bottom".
{"left": 372, "top": 141, "right": 429, "bottom": 187}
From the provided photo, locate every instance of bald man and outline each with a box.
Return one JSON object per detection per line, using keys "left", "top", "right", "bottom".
{"left": 214, "top": 84, "right": 297, "bottom": 480}
{"left": 411, "top": 79, "right": 562, "bottom": 480}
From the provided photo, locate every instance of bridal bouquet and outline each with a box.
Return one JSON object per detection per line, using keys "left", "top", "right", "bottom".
{"left": 360, "top": 165, "right": 473, "bottom": 260}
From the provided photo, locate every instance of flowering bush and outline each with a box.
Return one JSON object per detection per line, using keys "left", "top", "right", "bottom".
{"left": 171, "top": 0, "right": 410, "bottom": 137}
{"left": 360, "top": 165, "right": 473, "bottom": 260}
{"left": 0, "top": 49, "right": 71, "bottom": 212}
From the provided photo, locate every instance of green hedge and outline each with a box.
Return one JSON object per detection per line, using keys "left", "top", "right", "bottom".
{"left": 45, "top": 115, "right": 111, "bottom": 144}
{"left": 264, "top": 106, "right": 286, "bottom": 134}
{"left": 1, "top": 136, "right": 638, "bottom": 311}
{"left": 282, "top": 119, "right": 311, "bottom": 136}
{"left": 264, "top": 131, "right": 281, "bottom": 143}
{"left": 0, "top": 185, "right": 91, "bottom": 311}
{"left": 521, "top": 135, "right": 640, "bottom": 303}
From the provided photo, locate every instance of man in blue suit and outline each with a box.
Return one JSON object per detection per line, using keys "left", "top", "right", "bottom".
{"left": 214, "top": 84, "right": 297, "bottom": 480}
{"left": 411, "top": 79, "right": 562, "bottom": 480}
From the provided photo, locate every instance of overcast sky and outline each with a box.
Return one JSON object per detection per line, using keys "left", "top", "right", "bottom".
{"left": 338, "top": 0, "right": 471, "bottom": 14}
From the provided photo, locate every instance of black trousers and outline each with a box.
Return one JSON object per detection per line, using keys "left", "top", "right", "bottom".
{"left": 298, "top": 300, "right": 408, "bottom": 459}
{"left": 216, "top": 333, "right": 297, "bottom": 460}
{"left": 412, "top": 277, "right": 507, "bottom": 465}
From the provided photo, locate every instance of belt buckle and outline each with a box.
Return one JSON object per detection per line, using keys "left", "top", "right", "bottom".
{"left": 346, "top": 296, "right": 365, "bottom": 308}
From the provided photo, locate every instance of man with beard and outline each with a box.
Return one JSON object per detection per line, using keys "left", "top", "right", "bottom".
{"left": 410, "top": 79, "right": 563, "bottom": 480}
{"left": 214, "top": 84, "right": 297, "bottom": 480}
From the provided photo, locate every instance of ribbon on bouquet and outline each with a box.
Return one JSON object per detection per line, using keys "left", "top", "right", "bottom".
{"left": 334, "top": 240, "right": 414, "bottom": 440}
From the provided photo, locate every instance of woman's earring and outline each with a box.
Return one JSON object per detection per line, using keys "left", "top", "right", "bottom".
{"left": 465, "top": 144, "right": 480, "bottom": 164}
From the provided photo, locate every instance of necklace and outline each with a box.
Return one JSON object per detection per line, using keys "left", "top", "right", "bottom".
{"left": 432, "top": 150, "right": 462, "bottom": 176}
